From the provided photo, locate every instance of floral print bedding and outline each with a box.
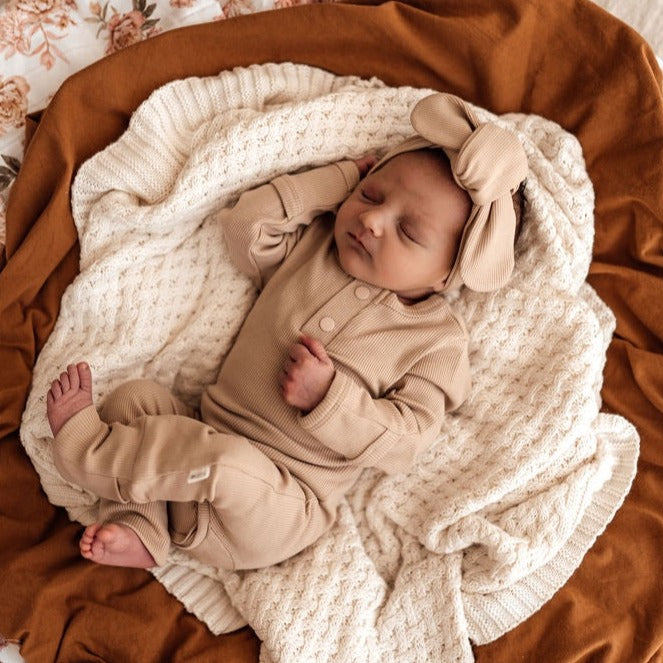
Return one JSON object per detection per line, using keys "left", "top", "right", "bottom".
{"left": 0, "top": 0, "right": 323, "bottom": 249}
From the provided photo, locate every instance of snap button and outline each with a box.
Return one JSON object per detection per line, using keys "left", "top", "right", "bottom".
{"left": 354, "top": 286, "right": 370, "bottom": 300}
{"left": 319, "top": 316, "right": 335, "bottom": 332}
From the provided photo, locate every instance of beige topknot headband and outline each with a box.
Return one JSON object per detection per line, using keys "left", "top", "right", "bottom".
{"left": 373, "top": 93, "right": 529, "bottom": 292}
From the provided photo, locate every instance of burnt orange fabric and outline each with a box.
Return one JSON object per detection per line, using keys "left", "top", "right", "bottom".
{"left": 1, "top": 0, "right": 661, "bottom": 661}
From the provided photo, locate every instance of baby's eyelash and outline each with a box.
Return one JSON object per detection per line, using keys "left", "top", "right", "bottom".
{"left": 399, "top": 223, "right": 417, "bottom": 243}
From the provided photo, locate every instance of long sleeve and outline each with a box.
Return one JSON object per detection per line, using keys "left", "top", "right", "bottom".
{"left": 217, "top": 161, "right": 359, "bottom": 289}
{"left": 298, "top": 334, "right": 471, "bottom": 474}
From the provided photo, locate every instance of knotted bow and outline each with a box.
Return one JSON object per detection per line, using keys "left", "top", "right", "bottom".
{"left": 373, "top": 93, "right": 528, "bottom": 292}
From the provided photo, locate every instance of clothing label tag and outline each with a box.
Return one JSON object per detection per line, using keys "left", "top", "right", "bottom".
{"left": 187, "top": 466, "right": 211, "bottom": 483}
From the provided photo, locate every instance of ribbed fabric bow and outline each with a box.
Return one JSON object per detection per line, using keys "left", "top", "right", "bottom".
{"left": 373, "top": 93, "right": 529, "bottom": 292}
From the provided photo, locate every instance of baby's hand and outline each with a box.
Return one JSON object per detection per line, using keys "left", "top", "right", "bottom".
{"left": 353, "top": 154, "right": 378, "bottom": 178}
{"left": 280, "top": 335, "right": 335, "bottom": 413}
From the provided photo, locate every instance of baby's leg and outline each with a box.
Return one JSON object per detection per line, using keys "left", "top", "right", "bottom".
{"left": 49, "top": 374, "right": 199, "bottom": 502}
{"left": 173, "top": 440, "right": 337, "bottom": 570}
{"left": 47, "top": 371, "right": 189, "bottom": 567}
{"left": 46, "top": 363, "right": 93, "bottom": 436}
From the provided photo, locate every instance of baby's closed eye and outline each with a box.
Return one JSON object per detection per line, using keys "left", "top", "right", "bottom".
{"left": 360, "top": 186, "right": 381, "bottom": 203}
{"left": 398, "top": 222, "right": 420, "bottom": 244}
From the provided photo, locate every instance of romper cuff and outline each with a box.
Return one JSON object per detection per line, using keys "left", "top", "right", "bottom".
{"left": 53, "top": 405, "right": 110, "bottom": 480}
{"left": 271, "top": 161, "right": 359, "bottom": 219}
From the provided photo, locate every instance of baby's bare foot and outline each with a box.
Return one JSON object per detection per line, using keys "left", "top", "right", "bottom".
{"left": 46, "top": 362, "right": 93, "bottom": 437}
{"left": 80, "top": 522, "right": 156, "bottom": 568}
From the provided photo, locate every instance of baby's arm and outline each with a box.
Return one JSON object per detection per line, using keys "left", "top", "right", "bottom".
{"left": 217, "top": 161, "right": 360, "bottom": 289}
{"left": 298, "top": 340, "right": 471, "bottom": 474}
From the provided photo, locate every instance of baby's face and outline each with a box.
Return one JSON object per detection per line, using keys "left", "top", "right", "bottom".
{"left": 334, "top": 151, "right": 471, "bottom": 302}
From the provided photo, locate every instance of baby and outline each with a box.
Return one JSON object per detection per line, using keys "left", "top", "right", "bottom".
{"left": 46, "top": 93, "right": 528, "bottom": 570}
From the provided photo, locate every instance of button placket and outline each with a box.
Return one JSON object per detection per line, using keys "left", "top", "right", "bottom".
{"left": 300, "top": 281, "right": 379, "bottom": 342}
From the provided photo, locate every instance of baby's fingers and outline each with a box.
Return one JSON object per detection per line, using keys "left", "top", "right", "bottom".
{"left": 299, "top": 335, "right": 329, "bottom": 363}
{"left": 354, "top": 154, "right": 378, "bottom": 176}
{"left": 288, "top": 341, "right": 311, "bottom": 363}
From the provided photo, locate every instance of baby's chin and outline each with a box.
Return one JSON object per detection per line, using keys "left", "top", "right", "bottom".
{"left": 335, "top": 248, "right": 382, "bottom": 289}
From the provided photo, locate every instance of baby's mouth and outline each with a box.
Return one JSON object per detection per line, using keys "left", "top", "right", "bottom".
{"left": 349, "top": 231, "right": 370, "bottom": 256}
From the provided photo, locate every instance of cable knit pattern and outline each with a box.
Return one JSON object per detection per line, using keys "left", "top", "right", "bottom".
{"left": 20, "top": 63, "right": 639, "bottom": 661}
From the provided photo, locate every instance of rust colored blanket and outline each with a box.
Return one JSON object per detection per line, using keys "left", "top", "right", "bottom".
{"left": 0, "top": 0, "right": 661, "bottom": 661}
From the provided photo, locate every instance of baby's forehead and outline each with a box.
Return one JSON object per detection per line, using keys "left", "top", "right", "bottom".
{"left": 375, "top": 149, "right": 454, "bottom": 184}
{"left": 373, "top": 151, "right": 464, "bottom": 201}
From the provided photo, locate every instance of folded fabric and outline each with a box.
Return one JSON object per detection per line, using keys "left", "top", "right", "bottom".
{"left": 20, "top": 62, "right": 639, "bottom": 662}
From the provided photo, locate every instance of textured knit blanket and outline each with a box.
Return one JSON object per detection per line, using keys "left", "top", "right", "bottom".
{"left": 21, "top": 63, "right": 639, "bottom": 662}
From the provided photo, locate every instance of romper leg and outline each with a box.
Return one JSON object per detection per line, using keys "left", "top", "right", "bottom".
{"left": 54, "top": 380, "right": 336, "bottom": 570}
{"left": 92, "top": 379, "right": 195, "bottom": 566}
{"left": 99, "top": 378, "right": 197, "bottom": 422}
{"left": 182, "top": 440, "right": 337, "bottom": 570}
{"left": 52, "top": 378, "right": 204, "bottom": 500}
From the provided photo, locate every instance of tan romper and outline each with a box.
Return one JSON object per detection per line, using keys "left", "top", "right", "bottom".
{"left": 53, "top": 162, "right": 471, "bottom": 569}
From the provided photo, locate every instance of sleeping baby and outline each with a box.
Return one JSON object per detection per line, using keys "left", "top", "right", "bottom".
{"left": 44, "top": 93, "right": 528, "bottom": 570}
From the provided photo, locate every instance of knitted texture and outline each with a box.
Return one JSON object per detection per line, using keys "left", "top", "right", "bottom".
{"left": 20, "top": 63, "right": 639, "bottom": 661}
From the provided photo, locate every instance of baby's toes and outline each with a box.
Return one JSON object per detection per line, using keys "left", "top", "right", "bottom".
{"left": 59, "top": 371, "right": 71, "bottom": 393}
{"left": 80, "top": 536, "right": 91, "bottom": 553}
{"left": 67, "top": 363, "right": 80, "bottom": 390}
{"left": 80, "top": 524, "right": 100, "bottom": 548}
{"left": 50, "top": 379, "right": 63, "bottom": 399}
{"left": 80, "top": 541, "right": 94, "bottom": 559}
{"left": 77, "top": 362, "right": 93, "bottom": 393}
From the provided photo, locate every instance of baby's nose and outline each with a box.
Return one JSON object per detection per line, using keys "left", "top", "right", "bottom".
{"left": 360, "top": 209, "right": 385, "bottom": 237}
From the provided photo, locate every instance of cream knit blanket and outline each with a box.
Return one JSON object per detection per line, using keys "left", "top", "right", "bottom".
{"left": 21, "top": 63, "right": 639, "bottom": 662}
